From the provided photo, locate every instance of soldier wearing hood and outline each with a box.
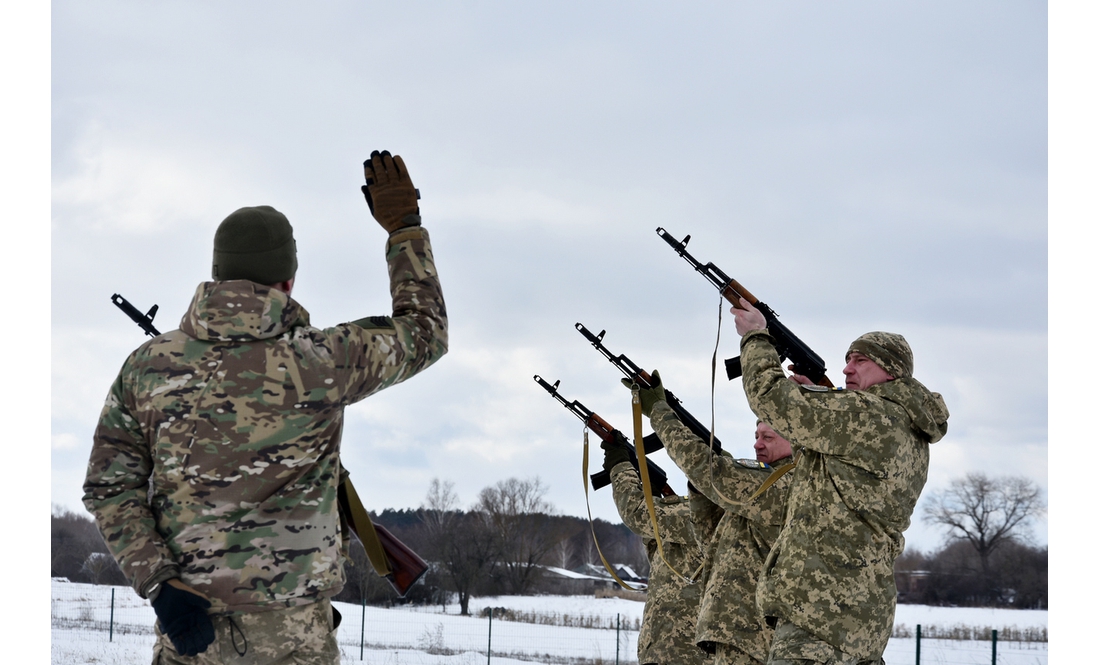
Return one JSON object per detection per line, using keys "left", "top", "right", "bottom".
{"left": 83, "top": 151, "right": 447, "bottom": 664}
{"left": 732, "top": 299, "right": 949, "bottom": 665}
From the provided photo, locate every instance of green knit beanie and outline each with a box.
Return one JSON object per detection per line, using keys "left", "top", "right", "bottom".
{"left": 212, "top": 206, "right": 297, "bottom": 284}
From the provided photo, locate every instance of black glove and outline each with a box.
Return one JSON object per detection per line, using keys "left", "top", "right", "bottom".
{"left": 620, "top": 370, "right": 666, "bottom": 418}
{"left": 601, "top": 430, "right": 633, "bottom": 472}
{"left": 362, "top": 150, "right": 421, "bottom": 233}
{"left": 152, "top": 580, "right": 215, "bottom": 657}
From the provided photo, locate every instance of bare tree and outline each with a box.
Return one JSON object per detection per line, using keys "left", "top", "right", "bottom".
{"left": 921, "top": 473, "right": 1046, "bottom": 579}
{"left": 418, "top": 479, "right": 498, "bottom": 615}
{"left": 421, "top": 478, "right": 459, "bottom": 543}
{"left": 477, "top": 477, "right": 560, "bottom": 594}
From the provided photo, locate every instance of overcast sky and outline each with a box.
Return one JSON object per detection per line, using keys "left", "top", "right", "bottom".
{"left": 45, "top": 1, "right": 1053, "bottom": 557}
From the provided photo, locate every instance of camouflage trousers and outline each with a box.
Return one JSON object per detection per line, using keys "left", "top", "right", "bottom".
{"left": 766, "top": 620, "right": 883, "bottom": 665}
{"left": 152, "top": 599, "right": 340, "bottom": 665}
{"left": 715, "top": 642, "right": 764, "bottom": 665}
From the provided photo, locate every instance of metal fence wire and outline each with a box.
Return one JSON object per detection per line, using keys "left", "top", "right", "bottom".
{"left": 51, "top": 581, "right": 1047, "bottom": 665}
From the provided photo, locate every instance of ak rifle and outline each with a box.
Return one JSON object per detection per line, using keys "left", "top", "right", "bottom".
{"left": 655, "top": 228, "right": 833, "bottom": 387}
{"left": 575, "top": 323, "right": 722, "bottom": 454}
{"left": 110, "top": 292, "right": 428, "bottom": 597}
{"left": 534, "top": 375, "right": 674, "bottom": 497}
{"left": 112, "top": 294, "right": 161, "bottom": 337}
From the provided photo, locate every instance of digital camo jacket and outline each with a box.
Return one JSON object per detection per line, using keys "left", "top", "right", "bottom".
{"left": 739, "top": 329, "right": 948, "bottom": 660}
{"left": 84, "top": 224, "right": 447, "bottom": 614}
{"left": 610, "top": 463, "right": 707, "bottom": 665}
{"left": 650, "top": 401, "right": 791, "bottom": 664}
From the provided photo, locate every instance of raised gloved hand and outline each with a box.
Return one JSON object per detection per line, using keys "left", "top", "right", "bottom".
{"left": 152, "top": 579, "right": 215, "bottom": 657}
{"left": 620, "top": 370, "right": 666, "bottom": 418}
{"left": 601, "top": 430, "right": 633, "bottom": 472}
{"left": 362, "top": 150, "right": 421, "bottom": 233}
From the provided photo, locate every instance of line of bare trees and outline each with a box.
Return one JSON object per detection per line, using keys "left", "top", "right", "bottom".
{"left": 334, "top": 476, "right": 648, "bottom": 615}
{"left": 897, "top": 472, "right": 1047, "bottom": 608}
{"left": 52, "top": 471, "right": 1048, "bottom": 612}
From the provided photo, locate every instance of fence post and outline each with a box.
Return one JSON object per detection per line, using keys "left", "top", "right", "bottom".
{"left": 360, "top": 595, "right": 366, "bottom": 661}
{"left": 109, "top": 587, "right": 115, "bottom": 642}
{"left": 487, "top": 607, "right": 493, "bottom": 665}
{"left": 992, "top": 628, "right": 997, "bottom": 665}
{"left": 616, "top": 613, "right": 620, "bottom": 665}
{"left": 915, "top": 624, "right": 920, "bottom": 665}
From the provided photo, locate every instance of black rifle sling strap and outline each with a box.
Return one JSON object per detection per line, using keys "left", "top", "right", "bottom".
{"left": 337, "top": 476, "right": 393, "bottom": 578}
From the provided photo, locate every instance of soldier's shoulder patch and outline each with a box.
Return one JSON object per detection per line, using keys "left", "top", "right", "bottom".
{"left": 734, "top": 458, "right": 769, "bottom": 470}
{"left": 349, "top": 315, "right": 394, "bottom": 331}
{"left": 800, "top": 384, "right": 845, "bottom": 393}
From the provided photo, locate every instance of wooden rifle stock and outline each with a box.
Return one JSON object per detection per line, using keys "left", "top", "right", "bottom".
{"left": 338, "top": 477, "right": 429, "bottom": 598}
{"left": 533, "top": 375, "right": 675, "bottom": 497}
{"left": 655, "top": 228, "right": 834, "bottom": 388}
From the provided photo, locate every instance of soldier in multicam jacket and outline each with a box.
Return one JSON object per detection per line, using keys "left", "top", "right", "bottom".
{"left": 732, "top": 299, "right": 949, "bottom": 665}
{"left": 602, "top": 434, "right": 708, "bottom": 665}
{"left": 629, "top": 374, "right": 794, "bottom": 665}
{"left": 83, "top": 151, "right": 447, "bottom": 664}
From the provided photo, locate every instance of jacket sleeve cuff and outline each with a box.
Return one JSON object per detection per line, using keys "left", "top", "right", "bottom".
{"left": 140, "top": 563, "right": 182, "bottom": 600}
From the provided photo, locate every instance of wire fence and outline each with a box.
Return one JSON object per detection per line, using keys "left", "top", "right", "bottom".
{"left": 51, "top": 580, "right": 1048, "bottom": 665}
{"left": 51, "top": 580, "right": 640, "bottom": 664}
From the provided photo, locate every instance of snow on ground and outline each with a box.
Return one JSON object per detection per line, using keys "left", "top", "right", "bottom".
{"left": 50, "top": 581, "right": 1047, "bottom": 665}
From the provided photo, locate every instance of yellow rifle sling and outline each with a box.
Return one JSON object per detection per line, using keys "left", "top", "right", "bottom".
{"left": 749, "top": 449, "right": 802, "bottom": 501}
{"left": 582, "top": 428, "right": 643, "bottom": 591}
{"left": 340, "top": 476, "right": 393, "bottom": 578}
{"left": 633, "top": 386, "right": 695, "bottom": 585}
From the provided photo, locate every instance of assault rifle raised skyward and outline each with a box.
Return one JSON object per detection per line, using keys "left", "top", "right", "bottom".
{"left": 575, "top": 323, "right": 722, "bottom": 454}
{"left": 534, "top": 375, "right": 674, "bottom": 497}
{"left": 656, "top": 228, "right": 834, "bottom": 387}
{"left": 110, "top": 292, "right": 428, "bottom": 597}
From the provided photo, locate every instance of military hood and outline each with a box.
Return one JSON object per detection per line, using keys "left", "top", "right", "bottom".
{"left": 179, "top": 280, "right": 310, "bottom": 342}
{"left": 868, "top": 377, "right": 949, "bottom": 444}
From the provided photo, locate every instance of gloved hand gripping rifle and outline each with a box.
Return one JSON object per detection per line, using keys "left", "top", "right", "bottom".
{"left": 655, "top": 228, "right": 834, "bottom": 387}
{"left": 110, "top": 293, "right": 428, "bottom": 597}
{"left": 534, "top": 375, "right": 674, "bottom": 497}
{"left": 575, "top": 323, "right": 723, "bottom": 454}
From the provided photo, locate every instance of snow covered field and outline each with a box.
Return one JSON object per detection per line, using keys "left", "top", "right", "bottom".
{"left": 50, "top": 580, "right": 1047, "bottom": 664}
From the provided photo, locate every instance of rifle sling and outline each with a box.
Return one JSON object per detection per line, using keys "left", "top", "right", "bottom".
{"left": 749, "top": 449, "right": 802, "bottom": 501}
{"left": 337, "top": 476, "right": 393, "bottom": 578}
{"left": 633, "top": 386, "right": 695, "bottom": 586}
{"left": 582, "top": 428, "right": 644, "bottom": 591}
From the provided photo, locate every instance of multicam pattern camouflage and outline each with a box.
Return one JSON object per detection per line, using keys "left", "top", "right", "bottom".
{"left": 84, "top": 226, "right": 447, "bottom": 614}
{"left": 610, "top": 463, "right": 708, "bottom": 665}
{"left": 649, "top": 401, "right": 791, "bottom": 664}
{"left": 739, "top": 329, "right": 948, "bottom": 661}
{"left": 152, "top": 597, "right": 339, "bottom": 664}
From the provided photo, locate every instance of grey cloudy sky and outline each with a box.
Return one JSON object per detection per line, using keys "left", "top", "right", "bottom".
{"left": 48, "top": 1, "right": 1048, "bottom": 554}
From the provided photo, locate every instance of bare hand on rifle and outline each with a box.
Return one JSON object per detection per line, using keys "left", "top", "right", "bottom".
{"left": 732, "top": 297, "right": 767, "bottom": 336}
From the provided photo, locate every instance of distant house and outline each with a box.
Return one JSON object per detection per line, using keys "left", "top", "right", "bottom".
{"left": 895, "top": 569, "right": 932, "bottom": 603}
{"left": 538, "top": 563, "right": 648, "bottom": 595}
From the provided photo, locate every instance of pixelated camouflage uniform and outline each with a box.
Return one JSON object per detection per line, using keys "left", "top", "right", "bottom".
{"left": 610, "top": 463, "right": 708, "bottom": 665}
{"left": 650, "top": 401, "right": 792, "bottom": 665}
{"left": 738, "top": 329, "right": 948, "bottom": 663}
{"left": 83, "top": 224, "right": 447, "bottom": 620}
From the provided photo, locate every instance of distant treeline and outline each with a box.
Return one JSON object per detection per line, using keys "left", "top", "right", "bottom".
{"left": 51, "top": 474, "right": 1047, "bottom": 613}
{"left": 895, "top": 540, "right": 1047, "bottom": 609}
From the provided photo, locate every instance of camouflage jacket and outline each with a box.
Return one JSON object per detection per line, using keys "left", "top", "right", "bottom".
{"left": 651, "top": 401, "right": 791, "bottom": 663}
{"left": 83, "top": 225, "right": 447, "bottom": 613}
{"left": 739, "top": 329, "right": 948, "bottom": 659}
{"left": 611, "top": 463, "right": 707, "bottom": 665}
